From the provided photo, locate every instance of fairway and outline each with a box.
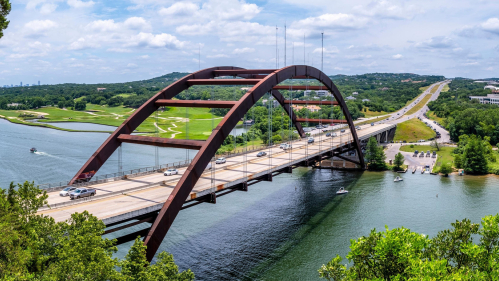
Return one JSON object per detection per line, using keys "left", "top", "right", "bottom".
{"left": 393, "top": 118, "right": 436, "bottom": 142}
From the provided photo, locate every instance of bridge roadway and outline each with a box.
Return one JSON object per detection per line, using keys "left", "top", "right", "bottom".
{"left": 38, "top": 123, "right": 395, "bottom": 225}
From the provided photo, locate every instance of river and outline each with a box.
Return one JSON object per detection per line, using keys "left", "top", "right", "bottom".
{"left": 2, "top": 118, "right": 499, "bottom": 280}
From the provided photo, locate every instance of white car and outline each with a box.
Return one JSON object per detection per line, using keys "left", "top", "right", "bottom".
{"left": 331, "top": 133, "right": 337, "bottom": 137}
{"left": 60, "top": 187, "right": 77, "bottom": 196}
{"left": 279, "top": 143, "right": 287, "bottom": 149}
{"left": 215, "top": 157, "right": 226, "bottom": 164}
{"left": 283, "top": 144, "right": 292, "bottom": 150}
{"left": 164, "top": 168, "right": 179, "bottom": 176}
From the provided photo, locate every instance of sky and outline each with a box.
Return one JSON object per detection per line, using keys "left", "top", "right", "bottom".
{"left": 0, "top": 0, "right": 498, "bottom": 85}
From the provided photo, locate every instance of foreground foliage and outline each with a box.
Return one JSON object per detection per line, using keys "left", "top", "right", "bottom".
{"left": 0, "top": 181, "right": 194, "bottom": 280}
{"left": 319, "top": 214, "right": 499, "bottom": 280}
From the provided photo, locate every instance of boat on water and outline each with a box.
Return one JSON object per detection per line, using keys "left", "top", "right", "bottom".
{"left": 394, "top": 176, "right": 403, "bottom": 182}
{"left": 336, "top": 187, "right": 349, "bottom": 194}
{"left": 30, "top": 147, "right": 37, "bottom": 153}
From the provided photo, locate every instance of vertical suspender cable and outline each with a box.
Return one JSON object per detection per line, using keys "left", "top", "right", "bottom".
{"left": 118, "top": 144, "right": 122, "bottom": 176}
{"left": 155, "top": 109, "right": 159, "bottom": 168}
{"left": 211, "top": 88, "right": 215, "bottom": 190}
{"left": 268, "top": 91, "right": 273, "bottom": 176}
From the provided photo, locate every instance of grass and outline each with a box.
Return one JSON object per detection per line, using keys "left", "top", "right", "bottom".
{"left": 427, "top": 111, "right": 446, "bottom": 125}
{"left": 400, "top": 144, "right": 455, "bottom": 171}
{"left": 363, "top": 109, "right": 388, "bottom": 118}
{"left": 393, "top": 118, "right": 436, "bottom": 142}
{"left": 441, "top": 84, "right": 450, "bottom": 92}
{"left": 405, "top": 94, "right": 432, "bottom": 116}
{"left": 356, "top": 116, "right": 390, "bottom": 126}
{"left": 0, "top": 105, "right": 225, "bottom": 138}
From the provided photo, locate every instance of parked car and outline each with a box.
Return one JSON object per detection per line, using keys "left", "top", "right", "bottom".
{"left": 257, "top": 151, "right": 267, "bottom": 157}
{"left": 371, "top": 123, "right": 374, "bottom": 126}
{"left": 315, "top": 125, "right": 322, "bottom": 129}
{"left": 69, "top": 188, "right": 96, "bottom": 200}
{"left": 215, "top": 157, "right": 226, "bottom": 164}
{"left": 60, "top": 187, "right": 77, "bottom": 197}
{"left": 340, "top": 129, "right": 346, "bottom": 133}
{"left": 164, "top": 168, "right": 179, "bottom": 176}
{"left": 308, "top": 137, "right": 315, "bottom": 143}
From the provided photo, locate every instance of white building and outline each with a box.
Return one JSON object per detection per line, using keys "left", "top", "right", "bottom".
{"left": 469, "top": 94, "right": 499, "bottom": 105}
{"left": 304, "top": 90, "right": 331, "bottom": 97}
{"left": 346, "top": 96, "right": 356, "bottom": 100}
{"left": 352, "top": 92, "right": 359, "bottom": 95}
{"left": 484, "top": 85, "right": 499, "bottom": 91}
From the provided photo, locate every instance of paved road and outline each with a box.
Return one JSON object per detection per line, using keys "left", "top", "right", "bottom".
{"left": 39, "top": 123, "right": 394, "bottom": 223}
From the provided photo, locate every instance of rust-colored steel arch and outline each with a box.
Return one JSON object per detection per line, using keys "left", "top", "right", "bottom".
{"left": 68, "top": 65, "right": 363, "bottom": 261}
{"left": 142, "top": 65, "right": 364, "bottom": 261}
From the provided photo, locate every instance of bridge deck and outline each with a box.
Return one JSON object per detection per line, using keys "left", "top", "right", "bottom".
{"left": 38, "top": 124, "right": 394, "bottom": 224}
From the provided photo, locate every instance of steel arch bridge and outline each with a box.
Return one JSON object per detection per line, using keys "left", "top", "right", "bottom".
{"left": 69, "top": 65, "right": 364, "bottom": 261}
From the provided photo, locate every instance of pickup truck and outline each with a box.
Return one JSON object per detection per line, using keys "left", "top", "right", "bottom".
{"left": 69, "top": 188, "right": 96, "bottom": 200}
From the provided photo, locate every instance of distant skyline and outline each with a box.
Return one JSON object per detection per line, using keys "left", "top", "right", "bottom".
{"left": 0, "top": 0, "right": 498, "bottom": 84}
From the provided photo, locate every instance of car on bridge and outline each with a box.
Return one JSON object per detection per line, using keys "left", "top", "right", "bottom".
{"left": 215, "top": 157, "right": 226, "bottom": 164}
{"left": 331, "top": 133, "right": 337, "bottom": 137}
{"left": 308, "top": 137, "right": 314, "bottom": 143}
{"left": 326, "top": 132, "right": 331, "bottom": 137}
{"left": 164, "top": 168, "right": 179, "bottom": 176}
{"left": 69, "top": 188, "right": 96, "bottom": 200}
{"left": 256, "top": 151, "right": 267, "bottom": 157}
{"left": 355, "top": 126, "right": 361, "bottom": 130}
{"left": 340, "top": 129, "right": 346, "bottom": 133}
{"left": 59, "top": 187, "right": 77, "bottom": 197}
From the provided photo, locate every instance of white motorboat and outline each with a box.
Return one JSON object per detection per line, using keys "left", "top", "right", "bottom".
{"left": 394, "top": 176, "right": 403, "bottom": 182}
{"left": 336, "top": 187, "right": 348, "bottom": 194}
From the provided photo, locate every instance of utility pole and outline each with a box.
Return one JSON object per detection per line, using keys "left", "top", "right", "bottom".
{"left": 321, "top": 32, "right": 324, "bottom": 72}
{"left": 276, "top": 26, "right": 278, "bottom": 69}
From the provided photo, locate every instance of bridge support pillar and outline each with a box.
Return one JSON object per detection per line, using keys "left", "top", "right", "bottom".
{"left": 235, "top": 182, "right": 248, "bottom": 191}
{"left": 262, "top": 173, "right": 273, "bottom": 181}
{"left": 283, "top": 166, "right": 293, "bottom": 173}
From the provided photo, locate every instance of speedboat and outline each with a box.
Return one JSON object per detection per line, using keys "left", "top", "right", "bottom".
{"left": 336, "top": 187, "right": 348, "bottom": 194}
{"left": 30, "top": 147, "right": 37, "bottom": 153}
{"left": 394, "top": 176, "right": 403, "bottom": 182}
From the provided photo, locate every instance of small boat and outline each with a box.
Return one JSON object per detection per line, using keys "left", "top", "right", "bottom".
{"left": 394, "top": 176, "right": 403, "bottom": 182}
{"left": 336, "top": 187, "right": 348, "bottom": 194}
{"left": 30, "top": 147, "right": 37, "bottom": 153}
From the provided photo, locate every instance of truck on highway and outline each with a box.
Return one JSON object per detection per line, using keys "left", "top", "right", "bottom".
{"left": 69, "top": 188, "right": 96, "bottom": 200}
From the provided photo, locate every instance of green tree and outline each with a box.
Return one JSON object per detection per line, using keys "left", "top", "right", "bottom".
{"left": 439, "top": 162, "right": 453, "bottom": 176}
{"left": 319, "top": 214, "right": 499, "bottom": 280}
{"left": 463, "top": 135, "right": 488, "bottom": 174}
{"left": 364, "top": 137, "right": 387, "bottom": 170}
{"left": 393, "top": 152, "right": 404, "bottom": 171}
{"left": 0, "top": 0, "right": 10, "bottom": 38}
{"left": 74, "top": 100, "right": 87, "bottom": 111}
{"left": 454, "top": 154, "right": 463, "bottom": 169}
{"left": 431, "top": 139, "right": 440, "bottom": 151}
{"left": 0, "top": 181, "right": 193, "bottom": 280}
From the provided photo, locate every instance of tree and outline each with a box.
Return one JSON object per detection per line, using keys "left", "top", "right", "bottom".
{"left": 0, "top": 0, "right": 10, "bottom": 38}
{"left": 431, "top": 139, "right": 440, "bottom": 151}
{"left": 439, "top": 162, "right": 453, "bottom": 176}
{"left": 463, "top": 135, "right": 488, "bottom": 174}
{"left": 454, "top": 154, "right": 463, "bottom": 169}
{"left": 319, "top": 214, "right": 499, "bottom": 280}
{"left": 393, "top": 152, "right": 404, "bottom": 171}
{"left": 0, "top": 181, "right": 194, "bottom": 279}
{"left": 74, "top": 100, "right": 87, "bottom": 111}
{"left": 364, "top": 137, "right": 387, "bottom": 170}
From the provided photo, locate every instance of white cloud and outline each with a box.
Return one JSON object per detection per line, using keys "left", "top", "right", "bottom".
{"left": 486, "top": 67, "right": 494, "bottom": 71}
{"left": 25, "top": 20, "right": 58, "bottom": 32}
{"left": 313, "top": 46, "right": 339, "bottom": 55}
{"left": 67, "top": 0, "right": 95, "bottom": 8}
{"left": 68, "top": 38, "right": 100, "bottom": 50}
{"left": 232, "top": 47, "right": 254, "bottom": 54}
{"left": 291, "top": 13, "right": 369, "bottom": 34}
{"left": 392, "top": 54, "right": 403, "bottom": 59}
{"left": 354, "top": 0, "right": 423, "bottom": 20}
{"left": 139, "top": 55, "right": 150, "bottom": 59}
{"left": 346, "top": 54, "right": 372, "bottom": 60}
{"left": 159, "top": 2, "right": 199, "bottom": 17}
{"left": 124, "top": 17, "right": 151, "bottom": 30}
{"left": 107, "top": 48, "right": 132, "bottom": 53}
{"left": 40, "top": 3, "right": 58, "bottom": 14}
{"left": 127, "top": 63, "right": 138, "bottom": 68}
{"left": 126, "top": 32, "right": 185, "bottom": 49}
{"left": 207, "top": 54, "right": 229, "bottom": 58}
{"left": 481, "top": 18, "right": 499, "bottom": 35}
{"left": 87, "top": 20, "right": 120, "bottom": 32}
{"left": 414, "top": 36, "right": 455, "bottom": 50}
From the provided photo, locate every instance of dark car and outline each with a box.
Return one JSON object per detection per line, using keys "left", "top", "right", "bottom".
{"left": 256, "top": 151, "right": 267, "bottom": 157}
{"left": 326, "top": 132, "right": 331, "bottom": 137}
{"left": 371, "top": 123, "right": 374, "bottom": 126}
{"left": 340, "top": 129, "right": 346, "bottom": 133}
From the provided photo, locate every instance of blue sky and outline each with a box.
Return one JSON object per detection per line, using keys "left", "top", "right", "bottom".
{"left": 0, "top": 0, "right": 498, "bottom": 85}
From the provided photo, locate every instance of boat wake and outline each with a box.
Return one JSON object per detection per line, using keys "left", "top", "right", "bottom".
{"left": 34, "top": 151, "right": 61, "bottom": 159}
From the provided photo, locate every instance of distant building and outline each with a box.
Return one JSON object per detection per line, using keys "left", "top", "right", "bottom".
{"left": 469, "top": 94, "right": 499, "bottom": 105}
{"left": 7, "top": 103, "right": 21, "bottom": 107}
{"left": 20, "top": 82, "right": 22, "bottom": 87}
{"left": 240, "top": 87, "right": 251, "bottom": 91}
{"left": 484, "top": 85, "right": 499, "bottom": 91}
{"left": 352, "top": 92, "right": 359, "bottom": 95}
{"left": 304, "top": 90, "right": 331, "bottom": 97}
{"left": 96, "top": 88, "right": 106, "bottom": 92}
{"left": 38, "top": 81, "right": 40, "bottom": 86}
{"left": 346, "top": 96, "right": 356, "bottom": 100}
{"left": 262, "top": 99, "right": 278, "bottom": 108}
{"left": 379, "top": 87, "right": 390, "bottom": 91}
{"left": 291, "top": 104, "right": 321, "bottom": 112}
{"left": 362, "top": 99, "right": 370, "bottom": 102}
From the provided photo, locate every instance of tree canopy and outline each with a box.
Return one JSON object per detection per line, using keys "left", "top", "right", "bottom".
{"left": 319, "top": 214, "right": 499, "bottom": 280}
{"left": 364, "top": 137, "right": 387, "bottom": 170}
{"left": 0, "top": 0, "right": 10, "bottom": 38}
{"left": 0, "top": 181, "right": 194, "bottom": 280}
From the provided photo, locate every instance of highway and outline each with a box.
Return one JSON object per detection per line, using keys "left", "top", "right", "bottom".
{"left": 38, "top": 123, "right": 395, "bottom": 224}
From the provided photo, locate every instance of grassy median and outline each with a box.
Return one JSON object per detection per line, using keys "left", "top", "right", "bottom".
{"left": 394, "top": 118, "right": 436, "bottom": 142}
